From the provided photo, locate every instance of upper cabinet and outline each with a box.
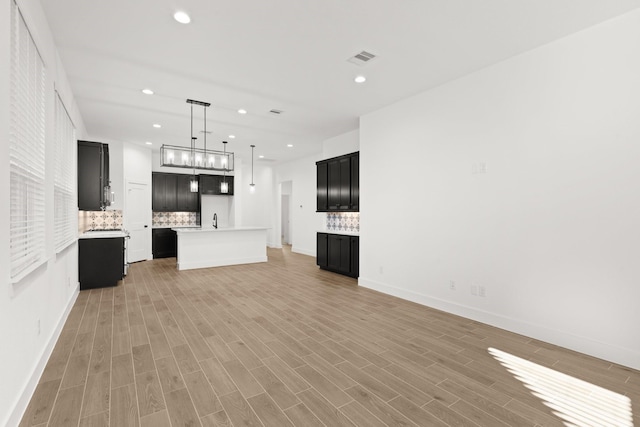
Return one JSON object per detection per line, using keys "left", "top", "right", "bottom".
{"left": 152, "top": 172, "right": 198, "bottom": 212}
{"left": 176, "top": 174, "right": 199, "bottom": 211}
{"left": 78, "top": 140, "right": 111, "bottom": 210}
{"left": 200, "top": 174, "right": 234, "bottom": 196}
{"left": 316, "top": 152, "right": 359, "bottom": 212}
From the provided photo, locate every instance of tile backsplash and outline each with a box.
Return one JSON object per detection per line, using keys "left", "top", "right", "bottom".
{"left": 326, "top": 212, "right": 360, "bottom": 233}
{"left": 79, "top": 210, "right": 123, "bottom": 233}
{"left": 153, "top": 212, "right": 198, "bottom": 228}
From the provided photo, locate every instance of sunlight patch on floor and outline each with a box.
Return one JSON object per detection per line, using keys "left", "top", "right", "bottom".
{"left": 489, "top": 347, "right": 633, "bottom": 427}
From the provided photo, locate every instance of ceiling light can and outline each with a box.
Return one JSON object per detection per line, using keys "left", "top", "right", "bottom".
{"left": 354, "top": 75, "right": 367, "bottom": 83}
{"left": 174, "top": 11, "right": 191, "bottom": 24}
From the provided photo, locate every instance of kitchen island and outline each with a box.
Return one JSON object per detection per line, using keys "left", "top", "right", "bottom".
{"left": 173, "top": 226, "right": 268, "bottom": 271}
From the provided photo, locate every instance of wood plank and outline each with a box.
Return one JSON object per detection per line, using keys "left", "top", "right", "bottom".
{"left": 110, "top": 383, "right": 139, "bottom": 427}
{"left": 163, "top": 388, "right": 200, "bottom": 427}
{"left": 134, "top": 371, "right": 165, "bottom": 417}
{"left": 218, "top": 391, "right": 263, "bottom": 427}
{"left": 183, "top": 370, "right": 223, "bottom": 417}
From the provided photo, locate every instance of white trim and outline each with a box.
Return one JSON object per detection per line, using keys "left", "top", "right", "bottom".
{"left": 358, "top": 276, "right": 640, "bottom": 371}
{"left": 292, "top": 246, "right": 314, "bottom": 257}
{"left": 177, "top": 256, "right": 268, "bottom": 270}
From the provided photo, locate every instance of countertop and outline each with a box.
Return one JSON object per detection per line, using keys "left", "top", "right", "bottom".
{"left": 79, "top": 230, "right": 128, "bottom": 239}
{"left": 173, "top": 226, "right": 268, "bottom": 233}
{"left": 318, "top": 230, "right": 360, "bottom": 236}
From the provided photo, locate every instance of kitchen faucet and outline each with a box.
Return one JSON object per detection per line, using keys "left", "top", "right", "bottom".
{"left": 213, "top": 213, "right": 218, "bottom": 229}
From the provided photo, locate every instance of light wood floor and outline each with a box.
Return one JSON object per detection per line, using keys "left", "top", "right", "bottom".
{"left": 20, "top": 247, "right": 639, "bottom": 426}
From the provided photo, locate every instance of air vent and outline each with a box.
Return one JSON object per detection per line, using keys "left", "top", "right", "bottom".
{"left": 269, "top": 109, "right": 283, "bottom": 115}
{"left": 347, "top": 50, "right": 377, "bottom": 66}
{"left": 199, "top": 130, "right": 212, "bottom": 134}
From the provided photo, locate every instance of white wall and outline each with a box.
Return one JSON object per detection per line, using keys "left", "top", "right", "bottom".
{"left": 322, "top": 129, "right": 359, "bottom": 159}
{"left": 0, "top": 1, "right": 87, "bottom": 425}
{"left": 359, "top": 9, "right": 640, "bottom": 369}
{"left": 235, "top": 161, "right": 277, "bottom": 246}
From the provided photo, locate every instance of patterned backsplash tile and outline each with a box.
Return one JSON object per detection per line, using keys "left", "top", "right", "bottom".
{"left": 78, "top": 210, "right": 123, "bottom": 233}
{"left": 326, "top": 212, "right": 360, "bottom": 233}
{"left": 153, "top": 212, "right": 199, "bottom": 228}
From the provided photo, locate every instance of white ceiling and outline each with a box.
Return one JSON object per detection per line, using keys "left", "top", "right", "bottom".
{"left": 40, "top": 0, "right": 640, "bottom": 164}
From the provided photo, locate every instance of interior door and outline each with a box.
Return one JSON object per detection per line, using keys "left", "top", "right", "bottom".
{"left": 126, "top": 181, "right": 151, "bottom": 263}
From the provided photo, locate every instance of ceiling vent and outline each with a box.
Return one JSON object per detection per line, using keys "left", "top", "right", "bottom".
{"left": 269, "top": 109, "right": 284, "bottom": 115}
{"left": 347, "top": 50, "right": 377, "bottom": 66}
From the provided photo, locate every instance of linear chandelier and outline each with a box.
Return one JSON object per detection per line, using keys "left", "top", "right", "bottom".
{"left": 160, "top": 99, "right": 235, "bottom": 174}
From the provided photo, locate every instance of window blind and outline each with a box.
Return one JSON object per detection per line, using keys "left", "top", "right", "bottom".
{"left": 9, "top": 0, "right": 47, "bottom": 282}
{"left": 54, "top": 92, "right": 76, "bottom": 252}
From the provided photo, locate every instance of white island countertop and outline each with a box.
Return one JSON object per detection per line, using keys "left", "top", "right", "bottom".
{"left": 173, "top": 226, "right": 268, "bottom": 233}
{"left": 173, "top": 226, "right": 268, "bottom": 270}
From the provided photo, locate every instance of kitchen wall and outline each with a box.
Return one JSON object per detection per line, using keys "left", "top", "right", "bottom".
{"left": 235, "top": 162, "right": 277, "bottom": 246}
{"left": 0, "top": 0, "right": 88, "bottom": 425}
{"left": 359, "top": 9, "right": 640, "bottom": 369}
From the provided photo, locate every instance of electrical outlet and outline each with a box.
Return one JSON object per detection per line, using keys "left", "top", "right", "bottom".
{"left": 67, "top": 277, "right": 71, "bottom": 287}
{"left": 37, "top": 319, "right": 40, "bottom": 336}
{"left": 479, "top": 286, "right": 486, "bottom": 297}
{"left": 471, "top": 284, "right": 478, "bottom": 296}
{"left": 379, "top": 266, "right": 384, "bottom": 274}
{"left": 449, "top": 280, "right": 456, "bottom": 291}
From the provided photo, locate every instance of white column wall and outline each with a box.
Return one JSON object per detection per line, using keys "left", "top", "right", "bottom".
{"left": 0, "top": 1, "right": 88, "bottom": 425}
{"left": 359, "top": 10, "right": 640, "bottom": 369}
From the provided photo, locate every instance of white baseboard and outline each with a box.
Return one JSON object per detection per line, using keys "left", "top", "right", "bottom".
{"left": 292, "top": 246, "right": 314, "bottom": 257}
{"left": 177, "top": 256, "right": 268, "bottom": 271}
{"left": 7, "top": 286, "right": 79, "bottom": 427}
{"left": 358, "top": 277, "right": 640, "bottom": 370}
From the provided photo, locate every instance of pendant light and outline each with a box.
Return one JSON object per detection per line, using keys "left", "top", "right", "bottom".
{"left": 189, "top": 100, "right": 198, "bottom": 192}
{"left": 220, "top": 141, "right": 229, "bottom": 193}
{"left": 249, "top": 144, "right": 256, "bottom": 193}
{"left": 160, "top": 99, "right": 235, "bottom": 172}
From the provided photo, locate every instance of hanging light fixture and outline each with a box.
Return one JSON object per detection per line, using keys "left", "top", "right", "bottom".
{"left": 160, "top": 99, "right": 235, "bottom": 172}
{"left": 220, "top": 141, "right": 229, "bottom": 193}
{"left": 249, "top": 144, "right": 256, "bottom": 193}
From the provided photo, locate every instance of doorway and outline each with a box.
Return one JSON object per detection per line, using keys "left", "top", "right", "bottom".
{"left": 125, "top": 181, "right": 151, "bottom": 263}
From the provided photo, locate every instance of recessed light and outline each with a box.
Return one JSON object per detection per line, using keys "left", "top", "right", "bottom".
{"left": 238, "top": 109, "right": 247, "bottom": 115}
{"left": 153, "top": 124, "right": 161, "bottom": 128}
{"left": 259, "top": 155, "right": 264, "bottom": 159}
{"left": 287, "top": 144, "right": 293, "bottom": 148}
{"left": 145, "top": 142, "right": 153, "bottom": 145}
{"left": 354, "top": 75, "right": 367, "bottom": 83}
{"left": 228, "top": 135, "right": 236, "bottom": 139}
{"left": 173, "top": 11, "right": 191, "bottom": 24}
{"left": 142, "top": 88, "right": 154, "bottom": 95}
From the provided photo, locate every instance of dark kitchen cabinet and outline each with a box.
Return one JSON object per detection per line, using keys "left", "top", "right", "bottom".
{"left": 317, "top": 232, "right": 359, "bottom": 278}
{"left": 152, "top": 228, "right": 177, "bottom": 258}
{"left": 317, "top": 162, "right": 328, "bottom": 211}
{"left": 176, "top": 174, "right": 199, "bottom": 211}
{"left": 79, "top": 237, "right": 124, "bottom": 289}
{"left": 200, "top": 174, "right": 234, "bottom": 195}
{"left": 152, "top": 173, "right": 178, "bottom": 211}
{"left": 153, "top": 173, "right": 199, "bottom": 212}
{"left": 78, "top": 140, "right": 111, "bottom": 210}
{"left": 317, "top": 232, "right": 328, "bottom": 267}
{"left": 316, "top": 152, "right": 359, "bottom": 212}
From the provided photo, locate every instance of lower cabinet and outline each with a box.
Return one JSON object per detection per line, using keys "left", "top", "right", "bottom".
{"left": 317, "top": 232, "right": 359, "bottom": 278}
{"left": 152, "top": 228, "right": 177, "bottom": 258}
{"left": 79, "top": 237, "right": 124, "bottom": 290}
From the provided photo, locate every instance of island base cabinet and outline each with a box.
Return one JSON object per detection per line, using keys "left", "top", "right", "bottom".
{"left": 152, "top": 228, "right": 177, "bottom": 258}
{"left": 317, "top": 232, "right": 359, "bottom": 278}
